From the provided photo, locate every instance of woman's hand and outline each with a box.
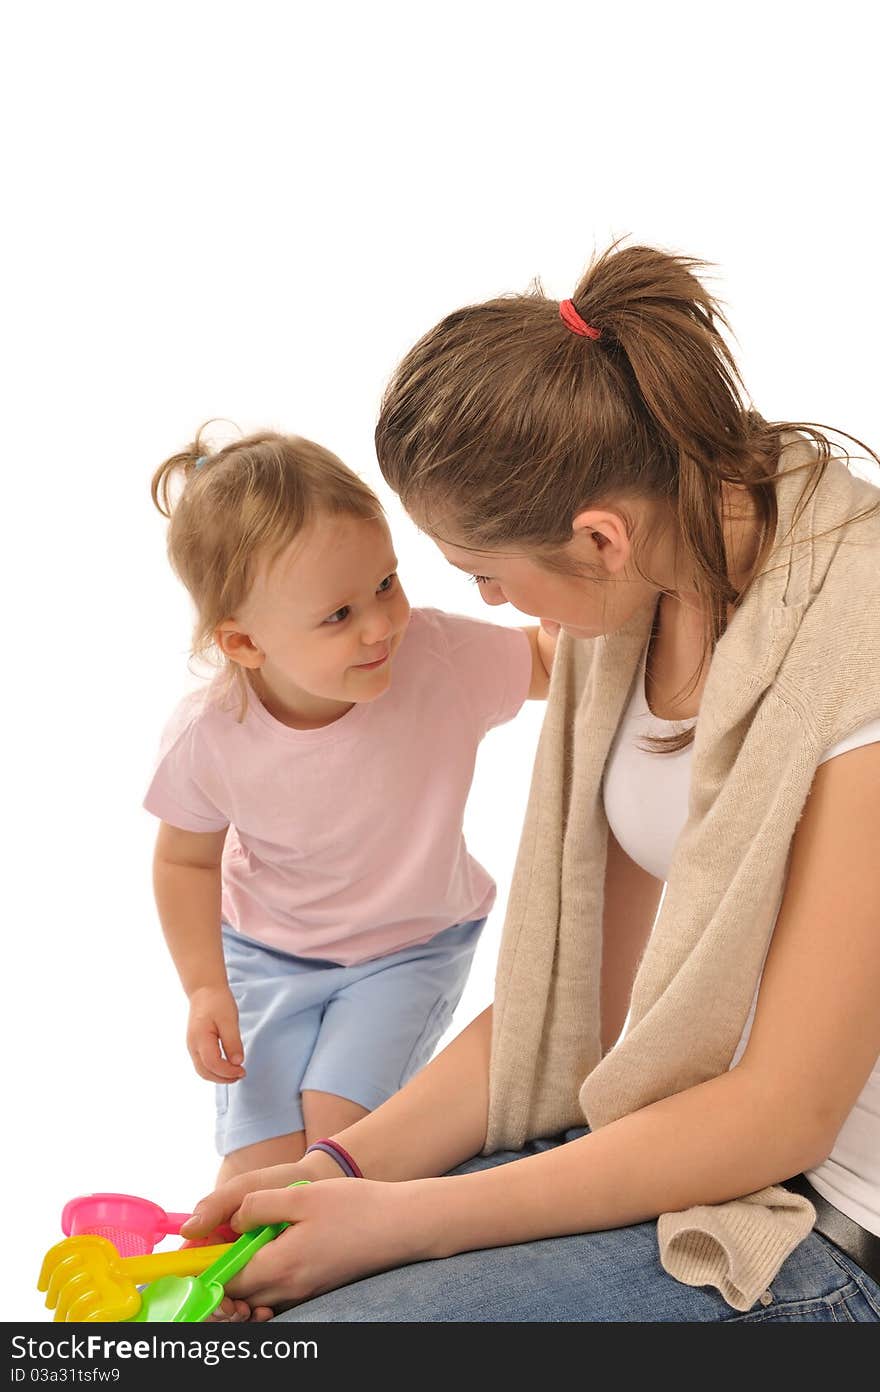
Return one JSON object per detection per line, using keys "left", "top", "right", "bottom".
{"left": 209, "top": 1295, "right": 259, "bottom": 1322}
{"left": 183, "top": 1153, "right": 353, "bottom": 1323}
{"left": 181, "top": 1153, "right": 338, "bottom": 1243}
{"left": 186, "top": 985, "right": 245, "bottom": 1082}
{"left": 214, "top": 1177, "right": 444, "bottom": 1317}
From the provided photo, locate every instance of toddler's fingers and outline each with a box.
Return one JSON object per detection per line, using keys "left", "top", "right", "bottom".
{"left": 208, "top": 1056, "right": 246, "bottom": 1082}
{"left": 195, "top": 1034, "right": 245, "bottom": 1082}
{"left": 219, "top": 1018, "right": 245, "bottom": 1069}
{"left": 192, "top": 1054, "right": 245, "bottom": 1083}
{"left": 205, "top": 1016, "right": 245, "bottom": 1073}
{"left": 188, "top": 1023, "right": 222, "bottom": 1070}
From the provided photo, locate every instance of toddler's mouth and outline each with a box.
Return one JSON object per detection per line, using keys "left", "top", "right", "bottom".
{"left": 354, "top": 650, "right": 390, "bottom": 670}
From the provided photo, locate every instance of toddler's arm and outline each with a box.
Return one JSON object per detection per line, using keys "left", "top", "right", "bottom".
{"left": 152, "top": 820, "right": 245, "bottom": 1084}
{"left": 522, "top": 623, "right": 558, "bottom": 699}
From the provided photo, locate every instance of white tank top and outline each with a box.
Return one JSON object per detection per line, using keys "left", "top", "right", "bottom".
{"left": 603, "top": 644, "right": 880, "bottom": 1237}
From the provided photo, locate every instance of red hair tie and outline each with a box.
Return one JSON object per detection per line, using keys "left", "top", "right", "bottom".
{"left": 559, "top": 299, "right": 601, "bottom": 340}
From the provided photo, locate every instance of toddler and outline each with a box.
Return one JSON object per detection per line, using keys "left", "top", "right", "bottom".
{"left": 144, "top": 429, "right": 555, "bottom": 1180}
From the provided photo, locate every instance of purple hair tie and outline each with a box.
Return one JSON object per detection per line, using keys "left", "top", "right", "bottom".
{"left": 305, "top": 1138, "right": 363, "bottom": 1178}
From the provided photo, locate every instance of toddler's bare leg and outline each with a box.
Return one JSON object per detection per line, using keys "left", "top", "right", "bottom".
{"left": 302, "top": 1090, "right": 369, "bottom": 1148}
{"left": 216, "top": 1131, "right": 308, "bottom": 1184}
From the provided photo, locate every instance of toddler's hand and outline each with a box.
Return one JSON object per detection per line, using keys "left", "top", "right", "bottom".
{"left": 187, "top": 986, "right": 246, "bottom": 1083}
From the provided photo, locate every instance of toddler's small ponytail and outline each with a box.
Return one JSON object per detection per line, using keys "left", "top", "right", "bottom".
{"left": 151, "top": 430, "right": 211, "bottom": 519}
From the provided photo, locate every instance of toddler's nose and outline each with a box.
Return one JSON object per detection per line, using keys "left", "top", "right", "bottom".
{"left": 361, "top": 613, "right": 393, "bottom": 646}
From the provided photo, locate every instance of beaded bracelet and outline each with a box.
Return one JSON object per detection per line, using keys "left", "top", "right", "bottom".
{"left": 305, "top": 1137, "right": 364, "bottom": 1178}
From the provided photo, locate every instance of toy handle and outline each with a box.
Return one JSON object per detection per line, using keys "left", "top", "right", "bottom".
{"left": 123, "top": 1245, "right": 232, "bottom": 1282}
{"left": 162, "top": 1213, "right": 194, "bottom": 1234}
{"left": 196, "top": 1182, "right": 310, "bottom": 1290}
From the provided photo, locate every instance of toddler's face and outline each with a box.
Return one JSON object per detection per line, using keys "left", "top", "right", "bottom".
{"left": 226, "top": 513, "right": 411, "bottom": 713}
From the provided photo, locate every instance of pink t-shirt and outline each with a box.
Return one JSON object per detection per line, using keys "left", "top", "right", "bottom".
{"left": 144, "top": 608, "right": 532, "bottom": 965}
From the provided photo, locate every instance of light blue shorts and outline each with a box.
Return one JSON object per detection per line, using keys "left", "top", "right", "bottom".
{"left": 216, "top": 917, "right": 485, "bottom": 1156}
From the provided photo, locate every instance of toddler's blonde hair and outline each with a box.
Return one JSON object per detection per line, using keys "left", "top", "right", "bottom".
{"left": 152, "top": 427, "right": 384, "bottom": 704}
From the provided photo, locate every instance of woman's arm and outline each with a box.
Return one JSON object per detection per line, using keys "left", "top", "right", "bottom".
{"left": 600, "top": 831, "right": 664, "bottom": 1053}
{"left": 216, "top": 744, "right": 880, "bottom": 1308}
{"left": 412, "top": 742, "right": 880, "bottom": 1253}
{"left": 522, "top": 624, "right": 557, "bottom": 699}
{"left": 152, "top": 820, "right": 243, "bottom": 1082}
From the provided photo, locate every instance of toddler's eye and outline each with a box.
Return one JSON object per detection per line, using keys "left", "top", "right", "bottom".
{"left": 377, "top": 573, "right": 396, "bottom": 594}
{"left": 325, "top": 606, "right": 350, "bottom": 625}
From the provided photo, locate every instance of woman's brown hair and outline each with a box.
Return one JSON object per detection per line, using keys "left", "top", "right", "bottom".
{"left": 152, "top": 428, "right": 383, "bottom": 713}
{"left": 375, "top": 242, "right": 879, "bottom": 750}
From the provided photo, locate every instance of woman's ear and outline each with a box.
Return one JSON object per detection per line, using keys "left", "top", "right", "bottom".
{"left": 215, "top": 620, "right": 265, "bottom": 669}
{"left": 570, "top": 509, "right": 631, "bottom": 575}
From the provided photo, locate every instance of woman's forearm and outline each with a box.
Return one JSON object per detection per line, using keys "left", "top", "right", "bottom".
{"left": 418, "top": 1063, "right": 826, "bottom": 1258}
{"left": 330, "top": 1005, "right": 493, "bottom": 1182}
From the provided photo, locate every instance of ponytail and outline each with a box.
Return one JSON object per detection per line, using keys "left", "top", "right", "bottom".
{"left": 571, "top": 245, "right": 762, "bottom": 638}
{"left": 151, "top": 428, "right": 214, "bottom": 520}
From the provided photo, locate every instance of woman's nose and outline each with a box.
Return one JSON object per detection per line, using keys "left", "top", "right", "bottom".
{"left": 480, "top": 582, "right": 507, "bottom": 606}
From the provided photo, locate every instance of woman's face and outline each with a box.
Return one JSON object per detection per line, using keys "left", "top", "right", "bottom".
{"left": 431, "top": 509, "right": 660, "bottom": 639}
{"left": 424, "top": 483, "right": 759, "bottom": 636}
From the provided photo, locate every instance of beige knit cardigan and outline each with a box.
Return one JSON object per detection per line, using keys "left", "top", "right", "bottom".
{"left": 485, "top": 439, "right": 880, "bottom": 1311}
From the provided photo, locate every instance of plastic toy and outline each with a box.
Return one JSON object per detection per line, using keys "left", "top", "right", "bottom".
{"left": 61, "top": 1193, "right": 193, "bottom": 1257}
{"left": 38, "top": 1235, "right": 232, "bottom": 1322}
{"left": 127, "top": 1182, "right": 311, "bottom": 1323}
{"left": 39, "top": 1181, "right": 308, "bottom": 1322}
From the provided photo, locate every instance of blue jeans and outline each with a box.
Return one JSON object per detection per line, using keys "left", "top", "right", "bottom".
{"left": 274, "top": 1129, "right": 880, "bottom": 1322}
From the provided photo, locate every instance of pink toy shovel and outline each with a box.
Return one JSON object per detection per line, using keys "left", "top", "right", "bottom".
{"left": 62, "top": 1194, "right": 194, "bottom": 1258}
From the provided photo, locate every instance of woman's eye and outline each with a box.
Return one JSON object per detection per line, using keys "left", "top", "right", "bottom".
{"left": 377, "top": 573, "right": 396, "bottom": 594}
{"left": 325, "top": 606, "right": 350, "bottom": 625}
{"left": 469, "top": 574, "right": 492, "bottom": 585}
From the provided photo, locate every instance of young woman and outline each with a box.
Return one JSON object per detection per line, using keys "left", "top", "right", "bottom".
{"left": 182, "top": 246, "right": 880, "bottom": 1322}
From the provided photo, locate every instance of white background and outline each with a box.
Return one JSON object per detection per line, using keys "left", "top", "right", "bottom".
{"left": 4, "top": 1, "right": 878, "bottom": 1321}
